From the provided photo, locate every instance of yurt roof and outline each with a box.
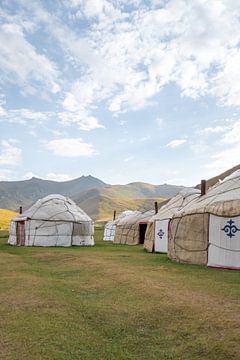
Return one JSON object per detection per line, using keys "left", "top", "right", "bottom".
{"left": 174, "top": 170, "right": 240, "bottom": 217}
{"left": 105, "top": 210, "right": 136, "bottom": 229}
{"left": 13, "top": 194, "right": 92, "bottom": 222}
{"left": 149, "top": 188, "right": 200, "bottom": 221}
{"left": 117, "top": 209, "right": 155, "bottom": 226}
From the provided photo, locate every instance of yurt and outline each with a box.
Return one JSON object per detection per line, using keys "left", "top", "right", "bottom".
{"left": 169, "top": 171, "right": 240, "bottom": 269}
{"left": 8, "top": 194, "right": 94, "bottom": 247}
{"left": 144, "top": 189, "right": 200, "bottom": 253}
{"left": 103, "top": 210, "right": 135, "bottom": 241}
{"left": 114, "top": 209, "right": 155, "bottom": 245}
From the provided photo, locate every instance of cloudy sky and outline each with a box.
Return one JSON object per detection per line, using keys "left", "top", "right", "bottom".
{"left": 0, "top": 0, "right": 240, "bottom": 186}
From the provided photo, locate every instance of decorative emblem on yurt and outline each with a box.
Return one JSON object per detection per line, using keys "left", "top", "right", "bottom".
{"left": 221, "top": 219, "right": 240, "bottom": 238}
{"left": 157, "top": 229, "right": 165, "bottom": 239}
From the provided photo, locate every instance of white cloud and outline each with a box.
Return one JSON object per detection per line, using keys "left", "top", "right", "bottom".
{"left": 0, "top": 169, "right": 15, "bottom": 181}
{"left": 23, "top": 171, "right": 40, "bottom": 179}
{"left": 0, "top": 108, "right": 51, "bottom": 125}
{"left": 156, "top": 117, "right": 164, "bottom": 128}
{"left": 45, "top": 172, "right": 75, "bottom": 182}
{"left": 22, "top": 171, "right": 74, "bottom": 182}
{"left": 206, "top": 143, "right": 240, "bottom": 173}
{"left": 205, "top": 118, "right": 240, "bottom": 172}
{"left": 0, "top": 22, "right": 60, "bottom": 95}
{"left": 200, "top": 125, "right": 228, "bottom": 135}
{"left": 124, "top": 155, "right": 135, "bottom": 162}
{"left": 0, "top": 140, "right": 22, "bottom": 166}
{"left": 166, "top": 139, "right": 187, "bottom": 148}
{"left": 139, "top": 135, "right": 151, "bottom": 142}
{"left": 166, "top": 177, "right": 185, "bottom": 185}
{"left": 0, "top": 105, "right": 103, "bottom": 131}
{"left": 58, "top": 110, "right": 104, "bottom": 131}
{"left": 1, "top": 0, "right": 240, "bottom": 131}
{"left": 222, "top": 120, "right": 240, "bottom": 145}
{"left": 45, "top": 138, "right": 97, "bottom": 157}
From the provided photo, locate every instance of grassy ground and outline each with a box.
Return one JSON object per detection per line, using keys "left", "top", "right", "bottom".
{"left": 0, "top": 228, "right": 239, "bottom": 360}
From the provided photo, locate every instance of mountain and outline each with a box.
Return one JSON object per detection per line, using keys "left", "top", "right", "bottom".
{"left": 0, "top": 176, "right": 187, "bottom": 221}
{"left": 73, "top": 187, "right": 167, "bottom": 221}
{"left": 0, "top": 175, "right": 107, "bottom": 211}
{"left": 1, "top": 165, "right": 239, "bottom": 223}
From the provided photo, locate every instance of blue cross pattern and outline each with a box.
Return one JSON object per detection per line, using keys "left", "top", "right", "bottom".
{"left": 157, "top": 229, "right": 165, "bottom": 239}
{"left": 221, "top": 219, "right": 240, "bottom": 238}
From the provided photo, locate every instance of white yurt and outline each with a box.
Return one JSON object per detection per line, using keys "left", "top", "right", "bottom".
{"left": 169, "top": 171, "right": 240, "bottom": 269}
{"left": 144, "top": 189, "right": 200, "bottom": 253}
{"left": 114, "top": 209, "right": 155, "bottom": 245}
{"left": 8, "top": 194, "right": 94, "bottom": 247}
{"left": 103, "top": 210, "right": 135, "bottom": 241}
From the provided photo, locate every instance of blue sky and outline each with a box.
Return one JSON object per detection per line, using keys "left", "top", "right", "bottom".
{"left": 0, "top": 0, "right": 240, "bottom": 186}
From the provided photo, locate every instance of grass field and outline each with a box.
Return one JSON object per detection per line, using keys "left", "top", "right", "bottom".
{"left": 0, "top": 228, "right": 240, "bottom": 360}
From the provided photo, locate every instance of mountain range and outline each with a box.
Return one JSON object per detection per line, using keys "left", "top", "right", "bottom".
{"left": 1, "top": 164, "right": 239, "bottom": 222}
{"left": 0, "top": 176, "right": 186, "bottom": 221}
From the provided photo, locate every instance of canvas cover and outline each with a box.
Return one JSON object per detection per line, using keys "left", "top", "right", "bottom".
{"left": 169, "top": 170, "right": 240, "bottom": 267}
{"left": 8, "top": 194, "right": 94, "bottom": 247}
{"left": 103, "top": 210, "right": 135, "bottom": 241}
{"left": 114, "top": 210, "right": 155, "bottom": 245}
{"left": 208, "top": 214, "right": 240, "bottom": 269}
{"left": 144, "top": 189, "right": 200, "bottom": 252}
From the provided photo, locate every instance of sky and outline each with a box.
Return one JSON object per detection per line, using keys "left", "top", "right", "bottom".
{"left": 0, "top": 0, "right": 240, "bottom": 186}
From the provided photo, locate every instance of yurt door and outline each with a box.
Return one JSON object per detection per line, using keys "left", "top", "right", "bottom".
{"left": 16, "top": 221, "right": 25, "bottom": 246}
{"left": 139, "top": 222, "right": 147, "bottom": 244}
{"left": 208, "top": 215, "right": 240, "bottom": 269}
{"left": 154, "top": 219, "right": 169, "bottom": 253}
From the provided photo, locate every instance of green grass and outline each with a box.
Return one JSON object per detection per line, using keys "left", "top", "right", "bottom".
{"left": 0, "top": 228, "right": 240, "bottom": 360}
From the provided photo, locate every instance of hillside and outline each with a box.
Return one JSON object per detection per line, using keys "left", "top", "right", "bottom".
{"left": 73, "top": 182, "right": 186, "bottom": 221}
{"left": 0, "top": 176, "right": 186, "bottom": 221}
{"left": 77, "top": 193, "right": 166, "bottom": 222}
{"left": 0, "top": 175, "right": 107, "bottom": 211}
{"left": 92, "top": 182, "right": 186, "bottom": 200}
{"left": 0, "top": 209, "right": 18, "bottom": 231}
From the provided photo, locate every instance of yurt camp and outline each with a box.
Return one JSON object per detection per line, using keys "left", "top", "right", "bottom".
{"left": 169, "top": 171, "right": 240, "bottom": 269}
{"left": 8, "top": 194, "right": 94, "bottom": 247}
{"left": 144, "top": 188, "right": 200, "bottom": 253}
{"left": 114, "top": 209, "right": 155, "bottom": 245}
{"left": 103, "top": 210, "right": 135, "bottom": 241}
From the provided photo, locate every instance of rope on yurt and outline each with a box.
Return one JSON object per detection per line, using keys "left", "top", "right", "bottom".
{"left": 208, "top": 243, "right": 240, "bottom": 252}
{"left": 55, "top": 221, "right": 59, "bottom": 246}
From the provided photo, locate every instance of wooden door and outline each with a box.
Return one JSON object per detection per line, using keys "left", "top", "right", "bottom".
{"left": 16, "top": 221, "right": 25, "bottom": 246}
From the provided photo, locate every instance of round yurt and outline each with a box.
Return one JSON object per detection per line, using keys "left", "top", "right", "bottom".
{"left": 8, "top": 194, "right": 94, "bottom": 247}
{"left": 169, "top": 171, "right": 240, "bottom": 269}
{"left": 114, "top": 209, "right": 155, "bottom": 245}
{"left": 144, "top": 189, "right": 200, "bottom": 253}
{"left": 103, "top": 210, "right": 135, "bottom": 241}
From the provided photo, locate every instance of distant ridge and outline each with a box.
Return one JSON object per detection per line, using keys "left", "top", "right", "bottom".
{"left": 0, "top": 175, "right": 107, "bottom": 211}
{"left": 0, "top": 176, "right": 187, "bottom": 221}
